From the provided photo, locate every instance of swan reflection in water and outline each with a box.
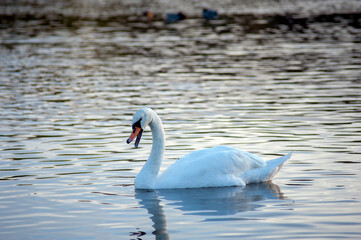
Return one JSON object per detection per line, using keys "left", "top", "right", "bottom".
{"left": 134, "top": 182, "right": 286, "bottom": 239}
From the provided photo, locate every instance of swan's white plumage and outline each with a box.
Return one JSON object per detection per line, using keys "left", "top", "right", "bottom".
{"left": 128, "top": 108, "right": 292, "bottom": 189}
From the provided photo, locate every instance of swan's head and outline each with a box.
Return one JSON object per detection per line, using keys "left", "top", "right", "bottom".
{"left": 126, "top": 108, "right": 154, "bottom": 148}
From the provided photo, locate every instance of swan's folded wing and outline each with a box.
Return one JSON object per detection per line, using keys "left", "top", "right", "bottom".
{"left": 154, "top": 146, "right": 268, "bottom": 189}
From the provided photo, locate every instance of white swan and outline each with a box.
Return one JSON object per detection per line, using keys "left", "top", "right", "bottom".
{"left": 127, "top": 108, "right": 292, "bottom": 189}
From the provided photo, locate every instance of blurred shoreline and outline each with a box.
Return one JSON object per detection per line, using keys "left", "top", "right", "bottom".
{"left": 1, "top": 0, "right": 360, "bottom": 35}
{"left": 1, "top": 0, "right": 361, "bottom": 21}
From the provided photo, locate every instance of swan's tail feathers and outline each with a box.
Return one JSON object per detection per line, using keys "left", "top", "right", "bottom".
{"left": 265, "top": 152, "right": 292, "bottom": 169}
{"left": 241, "top": 152, "right": 292, "bottom": 184}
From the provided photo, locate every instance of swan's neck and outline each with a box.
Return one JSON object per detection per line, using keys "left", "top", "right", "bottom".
{"left": 135, "top": 113, "right": 165, "bottom": 189}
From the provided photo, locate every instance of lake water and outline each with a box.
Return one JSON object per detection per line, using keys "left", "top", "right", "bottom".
{"left": 1, "top": 1, "right": 361, "bottom": 239}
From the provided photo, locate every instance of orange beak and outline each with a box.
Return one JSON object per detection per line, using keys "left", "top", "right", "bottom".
{"left": 126, "top": 126, "right": 143, "bottom": 148}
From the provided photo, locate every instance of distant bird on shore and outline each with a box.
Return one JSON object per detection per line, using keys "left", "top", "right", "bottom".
{"left": 202, "top": 9, "right": 218, "bottom": 20}
{"left": 143, "top": 11, "right": 154, "bottom": 22}
{"left": 165, "top": 12, "right": 186, "bottom": 23}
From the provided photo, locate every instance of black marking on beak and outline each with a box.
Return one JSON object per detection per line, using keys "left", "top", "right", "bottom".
{"left": 132, "top": 118, "right": 142, "bottom": 129}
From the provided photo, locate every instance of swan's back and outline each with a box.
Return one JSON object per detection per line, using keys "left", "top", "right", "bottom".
{"left": 177, "top": 146, "right": 265, "bottom": 172}
{"left": 153, "top": 146, "right": 291, "bottom": 189}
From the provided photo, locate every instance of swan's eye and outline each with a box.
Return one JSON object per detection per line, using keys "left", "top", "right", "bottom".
{"left": 132, "top": 118, "right": 142, "bottom": 130}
